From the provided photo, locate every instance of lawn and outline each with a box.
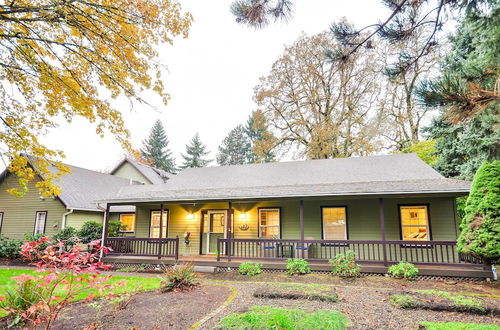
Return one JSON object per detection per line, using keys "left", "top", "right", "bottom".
{"left": 0, "top": 268, "right": 162, "bottom": 318}
{"left": 421, "top": 321, "right": 500, "bottom": 330}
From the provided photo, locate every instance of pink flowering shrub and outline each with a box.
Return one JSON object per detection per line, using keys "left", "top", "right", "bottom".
{"left": 0, "top": 237, "right": 122, "bottom": 329}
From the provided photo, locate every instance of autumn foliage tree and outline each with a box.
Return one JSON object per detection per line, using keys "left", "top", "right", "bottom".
{"left": 0, "top": 1, "right": 192, "bottom": 196}
{"left": 255, "top": 32, "right": 384, "bottom": 159}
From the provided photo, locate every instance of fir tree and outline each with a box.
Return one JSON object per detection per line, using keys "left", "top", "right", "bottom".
{"left": 141, "top": 120, "right": 177, "bottom": 174}
{"left": 216, "top": 125, "right": 253, "bottom": 166}
{"left": 180, "top": 133, "right": 211, "bottom": 169}
{"left": 457, "top": 161, "right": 500, "bottom": 264}
{"left": 244, "top": 110, "right": 276, "bottom": 163}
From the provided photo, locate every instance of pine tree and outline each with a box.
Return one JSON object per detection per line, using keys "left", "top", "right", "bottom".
{"left": 141, "top": 120, "right": 177, "bottom": 174}
{"left": 457, "top": 161, "right": 500, "bottom": 264}
{"left": 244, "top": 110, "right": 276, "bottom": 163}
{"left": 216, "top": 125, "right": 253, "bottom": 166}
{"left": 180, "top": 133, "right": 211, "bottom": 169}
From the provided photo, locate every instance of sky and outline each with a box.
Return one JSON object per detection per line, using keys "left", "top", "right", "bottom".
{"left": 40, "top": 0, "right": 390, "bottom": 173}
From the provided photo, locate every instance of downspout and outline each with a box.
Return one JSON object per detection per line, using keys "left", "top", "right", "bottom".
{"left": 61, "top": 209, "right": 74, "bottom": 229}
{"left": 96, "top": 203, "right": 108, "bottom": 260}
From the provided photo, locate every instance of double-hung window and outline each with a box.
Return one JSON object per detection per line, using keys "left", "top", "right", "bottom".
{"left": 322, "top": 207, "right": 347, "bottom": 240}
{"left": 150, "top": 210, "right": 168, "bottom": 238}
{"left": 120, "top": 214, "right": 136, "bottom": 232}
{"left": 34, "top": 211, "right": 47, "bottom": 234}
{"left": 259, "top": 208, "right": 280, "bottom": 239}
{"left": 400, "top": 205, "right": 430, "bottom": 241}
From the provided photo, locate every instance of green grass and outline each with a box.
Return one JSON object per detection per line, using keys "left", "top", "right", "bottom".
{"left": 268, "top": 282, "right": 333, "bottom": 296}
{"left": 217, "top": 306, "right": 347, "bottom": 329}
{"left": 415, "top": 290, "right": 484, "bottom": 310}
{"left": 421, "top": 321, "right": 500, "bottom": 330}
{"left": 0, "top": 268, "right": 161, "bottom": 318}
{"left": 390, "top": 294, "right": 419, "bottom": 308}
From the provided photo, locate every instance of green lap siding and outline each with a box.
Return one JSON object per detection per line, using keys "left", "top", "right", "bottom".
{"left": 0, "top": 174, "right": 66, "bottom": 239}
{"left": 66, "top": 211, "right": 105, "bottom": 230}
{"left": 111, "top": 162, "right": 150, "bottom": 184}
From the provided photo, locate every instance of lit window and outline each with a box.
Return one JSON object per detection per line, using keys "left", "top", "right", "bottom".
{"left": 120, "top": 214, "right": 136, "bottom": 232}
{"left": 34, "top": 211, "right": 47, "bottom": 234}
{"left": 400, "top": 206, "right": 430, "bottom": 241}
{"left": 150, "top": 210, "right": 168, "bottom": 238}
{"left": 322, "top": 207, "right": 347, "bottom": 240}
{"left": 259, "top": 208, "right": 280, "bottom": 239}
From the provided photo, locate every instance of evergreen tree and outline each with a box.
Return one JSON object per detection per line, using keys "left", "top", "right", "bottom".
{"left": 424, "top": 109, "right": 500, "bottom": 180}
{"left": 216, "top": 125, "right": 253, "bottom": 166}
{"left": 141, "top": 120, "right": 177, "bottom": 174}
{"left": 180, "top": 133, "right": 211, "bottom": 169}
{"left": 457, "top": 161, "right": 500, "bottom": 264}
{"left": 244, "top": 110, "right": 276, "bottom": 163}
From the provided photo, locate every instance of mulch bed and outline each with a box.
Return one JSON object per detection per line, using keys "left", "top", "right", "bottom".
{"left": 51, "top": 284, "right": 232, "bottom": 330}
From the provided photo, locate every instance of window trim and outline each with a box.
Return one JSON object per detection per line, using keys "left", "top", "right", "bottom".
{"left": 320, "top": 205, "right": 349, "bottom": 241}
{"left": 33, "top": 211, "right": 48, "bottom": 235}
{"left": 258, "top": 207, "right": 281, "bottom": 239}
{"left": 119, "top": 213, "right": 136, "bottom": 233}
{"left": 398, "top": 204, "right": 432, "bottom": 241}
{"left": 0, "top": 212, "right": 3, "bottom": 234}
{"left": 149, "top": 209, "right": 169, "bottom": 238}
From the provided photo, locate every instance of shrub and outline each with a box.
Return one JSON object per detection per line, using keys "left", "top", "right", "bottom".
{"left": 52, "top": 227, "right": 79, "bottom": 251}
{"left": 457, "top": 160, "right": 500, "bottom": 264}
{"left": 387, "top": 261, "right": 419, "bottom": 280}
{"left": 286, "top": 258, "right": 311, "bottom": 275}
{"left": 0, "top": 237, "right": 118, "bottom": 328}
{"left": 23, "top": 233, "right": 49, "bottom": 251}
{"left": 239, "top": 262, "right": 263, "bottom": 276}
{"left": 160, "top": 263, "right": 197, "bottom": 292}
{"left": 0, "top": 235, "right": 23, "bottom": 259}
{"left": 78, "top": 221, "right": 126, "bottom": 245}
{"left": 329, "top": 251, "right": 361, "bottom": 278}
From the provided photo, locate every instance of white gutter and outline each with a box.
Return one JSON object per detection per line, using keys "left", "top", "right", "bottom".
{"left": 61, "top": 209, "right": 74, "bottom": 229}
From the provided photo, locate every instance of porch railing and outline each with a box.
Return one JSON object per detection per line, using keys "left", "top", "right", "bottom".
{"left": 217, "top": 238, "right": 482, "bottom": 267}
{"left": 105, "top": 237, "right": 179, "bottom": 260}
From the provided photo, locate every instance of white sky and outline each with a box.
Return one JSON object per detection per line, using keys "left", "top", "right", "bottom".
{"left": 40, "top": 0, "right": 390, "bottom": 173}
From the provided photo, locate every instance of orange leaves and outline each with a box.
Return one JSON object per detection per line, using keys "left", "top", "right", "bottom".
{"left": 1, "top": 0, "right": 192, "bottom": 197}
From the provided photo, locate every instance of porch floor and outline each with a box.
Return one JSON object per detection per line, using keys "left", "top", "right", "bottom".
{"left": 102, "top": 255, "right": 493, "bottom": 279}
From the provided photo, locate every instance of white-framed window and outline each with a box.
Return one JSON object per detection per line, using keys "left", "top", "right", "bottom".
{"left": 0, "top": 212, "right": 3, "bottom": 233}
{"left": 400, "top": 205, "right": 430, "bottom": 241}
{"left": 150, "top": 210, "right": 168, "bottom": 238}
{"left": 322, "top": 206, "right": 347, "bottom": 240}
{"left": 259, "top": 208, "right": 280, "bottom": 239}
{"left": 34, "top": 211, "right": 47, "bottom": 234}
{"left": 119, "top": 214, "right": 136, "bottom": 232}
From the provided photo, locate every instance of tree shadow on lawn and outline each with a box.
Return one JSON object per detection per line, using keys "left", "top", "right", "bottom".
{"left": 52, "top": 284, "right": 232, "bottom": 330}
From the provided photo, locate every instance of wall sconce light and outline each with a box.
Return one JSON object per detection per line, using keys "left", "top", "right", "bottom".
{"left": 187, "top": 213, "right": 194, "bottom": 220}
{"left": 239, "top": 212, "right": 247, "bottom": 219}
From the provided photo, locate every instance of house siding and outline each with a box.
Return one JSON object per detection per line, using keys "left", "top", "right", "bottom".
{"left": 112, "top": 162, "right": 150, "bottom": 184}
{"left": 0, "top": 174, "right": 67, "bottom": 239}
{"left": 129, "top": 196, "right": 458, "bottom": 256}
{"left": 66, "top": 211, "right": 107, "bottom": 230}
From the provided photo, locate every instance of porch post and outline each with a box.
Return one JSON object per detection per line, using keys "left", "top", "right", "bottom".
{"left": 227, "top": 202, "right": 232, "bottom": 261}
{"left": 300, "top": 199, "right": 304, "bottom": 259}
{"left": 159, "top": 203, "right": 164, "bottom": 238}
{"left": 379, "top": 198, "right": 388, "bottom": 266}
{"left": 100, "top": 203, "right": 111, "bottom": 259}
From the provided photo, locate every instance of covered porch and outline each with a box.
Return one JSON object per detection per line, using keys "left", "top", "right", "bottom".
{"left": 100, "top": 194, "right": 484, "bottom": 272}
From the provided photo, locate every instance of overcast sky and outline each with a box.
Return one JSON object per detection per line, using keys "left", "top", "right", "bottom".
{"left": 39, "top": 0, "right": 389, "bottom": 173}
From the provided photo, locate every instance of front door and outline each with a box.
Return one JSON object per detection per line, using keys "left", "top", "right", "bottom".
{"left": 201, "top": 211, "right": 227, "bottom": 254}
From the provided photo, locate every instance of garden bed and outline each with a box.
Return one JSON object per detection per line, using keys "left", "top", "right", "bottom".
{"left": 253, "top": 282, "right": 339, "bottom": 302}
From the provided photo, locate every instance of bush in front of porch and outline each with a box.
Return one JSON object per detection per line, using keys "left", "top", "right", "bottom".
{"left": 286, "top": 259, "right": 311, "bottom": 275}
{"left": 329, "top": 250, "right": 361, "bottom": 278}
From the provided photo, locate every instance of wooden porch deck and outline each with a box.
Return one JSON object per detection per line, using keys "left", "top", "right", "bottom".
{"left": 102, "top": 255, "right": 493, "bottom": 279}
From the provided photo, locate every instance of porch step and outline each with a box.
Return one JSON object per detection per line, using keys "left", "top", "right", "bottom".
{"left": 192, "top": 266, "right": 217, "bottom": 273}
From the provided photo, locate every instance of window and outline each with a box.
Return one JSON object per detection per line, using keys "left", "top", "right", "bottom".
{"left": 150, "top": 210, "right": 168, "bottom": 238}
{"left": 120, "top": 214, "right": 136, "bottom": 232}
{"left": 322, "top": 207, "right": 347, "bottom": 240}
{"left": 34, "top": 211, "right": 47, "bottom": 234}
{"left": 0, "top": 212, "right": 3, "bottom": 233}
{"left": 400, "top": 205, "right": 430, "bottom": 241}
{"left": 259, "top": 208, "right": 280, "bottom": 239}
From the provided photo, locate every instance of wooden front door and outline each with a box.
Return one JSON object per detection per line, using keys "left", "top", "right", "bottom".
{"left": 201, "top": 211, "right": 227, "bottom": 254}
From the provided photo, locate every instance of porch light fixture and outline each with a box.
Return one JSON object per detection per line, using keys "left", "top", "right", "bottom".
{"left": 187, "top": 213, "right": 194, "bottom": 220}
{"left": 239, "top": 212, "right": 247, "bottom": 219}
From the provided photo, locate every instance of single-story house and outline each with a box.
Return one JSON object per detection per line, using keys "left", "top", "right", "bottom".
{"left": 99, "top": 154, "right": 489, "bottom": 277}
{"left": 0, "top": 157, "right": 168, "bottom": 239}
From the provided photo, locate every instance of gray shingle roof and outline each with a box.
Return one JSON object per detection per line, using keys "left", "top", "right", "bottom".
{"left": 55, "top": 164, "right": 140, "bottom": 211}
{"left": 105, "top": 154, "right": 470, "bottom": 203}
{"left": 110, "top": 158, "right": 170, "bottom": 184}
